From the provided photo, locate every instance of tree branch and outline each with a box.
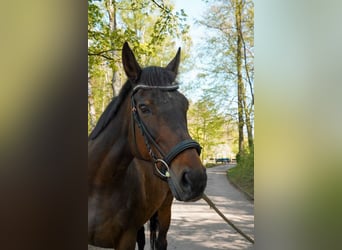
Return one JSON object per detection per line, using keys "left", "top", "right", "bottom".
{"left": 88, "top": 50, "right": 115, "bottom": 61}
{"left": 151, "top": 0, "right": 171, "bottom": 13}
{"left": 238, "top": 27, "right": 254, "bottom": 106}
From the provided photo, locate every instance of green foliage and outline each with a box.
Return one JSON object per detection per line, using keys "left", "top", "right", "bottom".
{"left": 88, "top": 0, "right": 191, "bottom": 68}
{"left": 236, "top": 151, "right": 241, "bottom": 163}
{"left": 188, "top": 95, "right": 226, "bottom": 162}
{"left": 193, "top": 0, "right": 254, "bottom": 154}
{"left": 88, "top": 0, "right": 192, "bottom": 134}
{"left": 205, "top": 163, "right": 219, "bottom": 168}
{"left": 227, "top": 145, "right": 254, "bottom": 196}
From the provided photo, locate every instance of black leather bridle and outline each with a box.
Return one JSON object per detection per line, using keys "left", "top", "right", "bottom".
{"left": 130, "top": 83, "right": 202, "bottom": 180}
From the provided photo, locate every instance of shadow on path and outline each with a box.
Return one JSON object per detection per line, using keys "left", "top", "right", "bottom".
{"left": 88, "top": 164, "right": 254, "bottom": 250}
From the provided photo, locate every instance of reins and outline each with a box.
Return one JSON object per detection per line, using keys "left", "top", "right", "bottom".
{"left": 202, "top": 193, "right": 255, "bottom": 244}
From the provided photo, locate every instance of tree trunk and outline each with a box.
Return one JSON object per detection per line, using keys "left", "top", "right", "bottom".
{"left": 106, "top": 0, "right": 120, "bottom": 97}
{"left": 88, "top": 76, "right": 96, "bottom": 132}
{"left": 237, "top": 0, "right": 254, "bottom": 152}
{"left": 235, "top": 0, "right": 244, "bottom": 155}
{"left": 244, "top": 102, "right": 254, "bottom": 151}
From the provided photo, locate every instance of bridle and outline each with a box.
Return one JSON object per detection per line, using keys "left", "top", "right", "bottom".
{"left": 130, "top": 83, "right": 202, "bottom": 181}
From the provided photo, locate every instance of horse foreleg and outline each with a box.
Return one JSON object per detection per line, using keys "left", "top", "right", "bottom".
{"left": 116, "top": 230, "right": 137, "bottom": 250}
{"left": 155, "top": 196, "right": 173, "bottom": 250}
{"left": 136, "top": 226, "right": 145, "bottom": 250}
{"left": 149, "top": 212, "right": 158, "bottom": 250}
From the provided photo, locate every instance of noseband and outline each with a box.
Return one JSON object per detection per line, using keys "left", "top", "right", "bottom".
{"left": 131, "top": 84, "right": 202, "bottom": 180}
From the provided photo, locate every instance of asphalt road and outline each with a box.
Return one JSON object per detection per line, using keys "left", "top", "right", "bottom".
{"left": 89, "top": 164, "right": 254, "bottom": 250}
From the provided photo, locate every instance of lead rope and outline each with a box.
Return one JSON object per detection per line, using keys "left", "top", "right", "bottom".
{"left": 201, "top": 193, "right": 255, "bottom": 244}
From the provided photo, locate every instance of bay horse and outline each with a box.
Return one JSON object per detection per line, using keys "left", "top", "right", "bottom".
{"left": 88, "top": 42, "right": 207, "bottom": 250}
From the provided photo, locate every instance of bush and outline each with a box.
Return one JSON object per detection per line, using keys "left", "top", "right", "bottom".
{"left": 228, "top": 146, "right": 254, "bottom": 196}
{"left": 205, "top": 162, "right": 218, "bottom": 168}
{"left": 236, "top": 152, "right": 241, "bottom": 163}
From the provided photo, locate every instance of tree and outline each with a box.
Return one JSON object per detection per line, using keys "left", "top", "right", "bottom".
{"left": 195, "top": 0, "right": 254, "bottom": 154}
{"left": 88, "top": 0, "right": 191, "bottom": 134}
{"left": 188, "top": 95, "right": 226, "bottom": 162}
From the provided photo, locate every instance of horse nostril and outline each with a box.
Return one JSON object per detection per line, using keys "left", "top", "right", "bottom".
{"left": 181, "top": 170, "right": 192, "bottom": 190}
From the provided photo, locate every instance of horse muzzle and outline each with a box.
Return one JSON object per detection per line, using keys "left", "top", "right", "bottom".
{"left": 167, "top": 167, "right": 207, "bottom": 202}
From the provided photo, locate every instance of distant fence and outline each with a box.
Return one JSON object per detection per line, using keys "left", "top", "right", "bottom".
{"left": 208, "top": 158, "right": 237, "bottom": 165}
{"left": 215, "top": 158, "right": 231, "bottom": 164}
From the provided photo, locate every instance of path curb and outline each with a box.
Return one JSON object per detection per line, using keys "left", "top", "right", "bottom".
{"left": 226, "top": 173, "right": 254, "bottom": 201}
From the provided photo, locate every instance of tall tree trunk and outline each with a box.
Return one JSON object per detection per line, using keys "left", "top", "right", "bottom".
{"left": 240, "top": 20, "right": 254, "bottom": 106}
{"left": 235, "top": 0, "right": 244, "bottom": 155}
{"left": 238, "top": 1, "right": 254, "bottom": 151}
{"left": 88, "top": 76, "right": 96, "bottom": 132}
{"left": 106, "top": 0, "right": 120, "bottom": 97}
{"left": 244, "top": 101, "right": 254, "bottom": 151}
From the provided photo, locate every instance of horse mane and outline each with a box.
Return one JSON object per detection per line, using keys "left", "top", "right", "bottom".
{"left": 88, "top": 66, "right": 176, "bottom": 140}
{"left": 88, "top": 81, "right": 132, "bottom": 140}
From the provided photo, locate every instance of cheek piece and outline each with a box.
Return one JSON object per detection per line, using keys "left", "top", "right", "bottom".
{"left": 130, "top": 84, "right": 202, "bottom": 181}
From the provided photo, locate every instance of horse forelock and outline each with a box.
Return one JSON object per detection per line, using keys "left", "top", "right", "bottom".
{"left": 139, "top": 66, "right": 177, "bottom": 86}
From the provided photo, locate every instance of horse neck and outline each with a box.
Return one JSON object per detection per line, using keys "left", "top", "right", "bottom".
{"left": 88, "top": 97, "right": 134, "bottom": 185}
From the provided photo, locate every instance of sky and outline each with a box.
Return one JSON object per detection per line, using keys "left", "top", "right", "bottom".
{"left": 173, "top": 0, "right": 208, "bottom": 101}
{"left": 173, "top": 1, "right": 235, "bottom": 158}
{"left": 173, "top": 0, "right": 207, "bottom": 47}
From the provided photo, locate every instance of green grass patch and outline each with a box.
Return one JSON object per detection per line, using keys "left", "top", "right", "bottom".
{"left": 227, "top": 148, "right": 254, "bottom": 197}
{"left": 205, "top": 162, "right": 220, "bottom": 168}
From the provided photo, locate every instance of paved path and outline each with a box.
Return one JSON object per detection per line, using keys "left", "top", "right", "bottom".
{"left": 89, "top": 164, "right": 254, "bottom": 250}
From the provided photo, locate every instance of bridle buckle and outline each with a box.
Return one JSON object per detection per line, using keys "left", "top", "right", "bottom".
{"left": 154, "top": 159, "right": 170, "bottom": 178}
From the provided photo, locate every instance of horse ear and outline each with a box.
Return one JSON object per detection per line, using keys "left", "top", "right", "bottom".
{"left": 122, "top": 42, "right": 141, "bottom": 82}
{"left": 166, "top": 48, "right": 181, "bottom": 75}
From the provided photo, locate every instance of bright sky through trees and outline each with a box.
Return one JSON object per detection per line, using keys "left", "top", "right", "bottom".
{"left": 174, "top": 0, "right": 206, "bottom": 44}
{"left": 173, "top": 0, "right": 207, "bottom": 101}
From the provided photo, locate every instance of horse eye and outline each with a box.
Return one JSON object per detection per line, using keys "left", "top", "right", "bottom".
{"left": 138, "top": 104, "right": 151, "bottom": 114}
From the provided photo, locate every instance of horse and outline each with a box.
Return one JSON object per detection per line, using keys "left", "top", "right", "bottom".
{"left": 88, "top": 42, "right": 207, "bottom": 250}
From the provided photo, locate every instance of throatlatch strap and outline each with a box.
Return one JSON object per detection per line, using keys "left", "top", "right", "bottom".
{"left": 163, "top": 139, "right": 202, "bottom": 165}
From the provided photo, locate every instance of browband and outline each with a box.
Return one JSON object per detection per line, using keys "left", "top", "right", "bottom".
{"left": 132, "top": 84, "right": 179, "bottom": 95}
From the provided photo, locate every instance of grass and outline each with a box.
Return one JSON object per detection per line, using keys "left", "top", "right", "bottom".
{"left": 205, "top": 162, "right": 220, "bottom": 168}
{"left": 227, "top": 149, "right": 254, "bottom": 198}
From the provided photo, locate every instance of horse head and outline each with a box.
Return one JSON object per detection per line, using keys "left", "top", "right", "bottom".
{"left": 122, "top": 42, "right": 207, "bottom": 202}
